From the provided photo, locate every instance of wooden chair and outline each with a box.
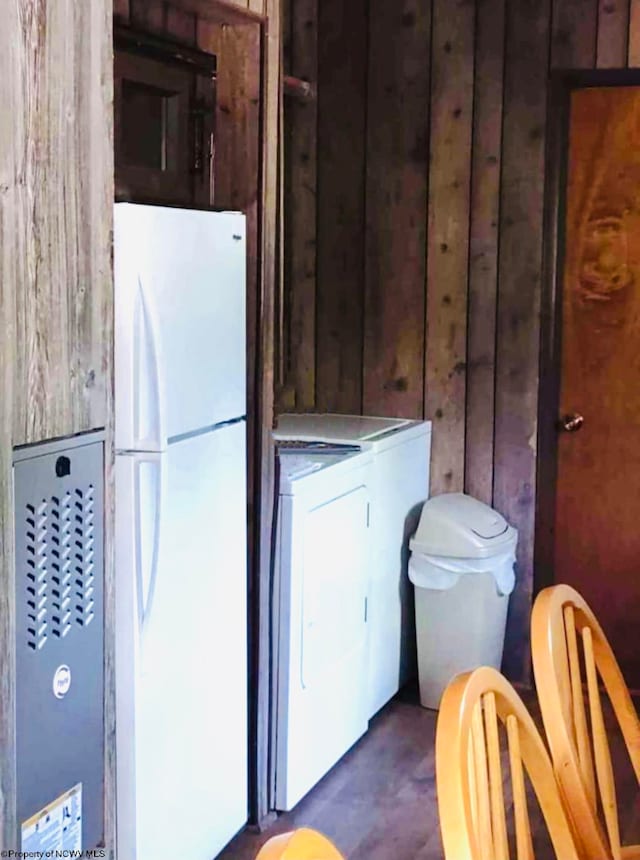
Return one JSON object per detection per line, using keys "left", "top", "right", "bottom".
{"left": 255, "top": 828, "right": 345, "bottom": 860}
{"left": 531, "top": 584, "right": 640, "bottom": 860}
{"left": 436, "top": 666, "right": 584, "bottom": 860}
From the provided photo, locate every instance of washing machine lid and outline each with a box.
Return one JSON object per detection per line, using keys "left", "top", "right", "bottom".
{"left": 277, "top": 444, "right": 371, "bottom": 495}
{"left": 278, "top": 451, "right": 346, "bottom": 481}
{"left": 275, "top": 414, "right": 430, "bottom": 451}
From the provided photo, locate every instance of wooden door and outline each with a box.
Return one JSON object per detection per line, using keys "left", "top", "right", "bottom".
{"left": 555, "top": 86, "right": 640, "bottom": 692}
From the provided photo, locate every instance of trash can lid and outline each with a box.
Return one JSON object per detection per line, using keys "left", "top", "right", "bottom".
{"left": 409, "top": 492, "right": 517, "bottom": 559}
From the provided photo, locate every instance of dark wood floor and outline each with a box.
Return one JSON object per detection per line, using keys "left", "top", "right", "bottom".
{"left": 219, "top": 683, "right": 640, "bottom": 860}
{"left": 219, "top": 684, "right": 443, "bottom": 860}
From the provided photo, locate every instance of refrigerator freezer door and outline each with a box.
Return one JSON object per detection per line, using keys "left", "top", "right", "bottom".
{"left": 116, "top": 422, "right": 248, "bottom": 860}
{"left": 114, "top": 203, "right": 246, "bottom": 451}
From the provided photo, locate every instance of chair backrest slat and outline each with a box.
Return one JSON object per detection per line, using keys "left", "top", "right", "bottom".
{"left": 564, "top": 605, "right": 597, "bottom": 806}
{"left": 471, "top": 699, "right": 493, "bottom": 860}
{"left": 436, "top": 666, "right": 583, "bottom": 860}
{"left": 467, "top": 725, "right": 479, "bottom": 838}
{"left": 484, "top": 691, "right": 509, "bottom": 860}
{"left": 582, "top": 626, "right": 621, "bottom": 860}
{"left": 532, "top": 584, "right": 640, "bottom": 860}
{"left": 507, "top": 714, "right": 533, "bottom": 860}
{"left": 506, "top": 714, "right": 534, "bottom": 860}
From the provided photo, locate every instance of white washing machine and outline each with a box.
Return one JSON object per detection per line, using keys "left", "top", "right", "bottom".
{"left": 273, "top": 444, "right": 373, "bottom": 811}
{"left": 274, "top": 415, "right": 432, "bottom": 719}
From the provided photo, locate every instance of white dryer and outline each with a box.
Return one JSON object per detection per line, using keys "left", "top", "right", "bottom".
{"left": 274, "top": 415, "right": 432, "bottom": 719}
{"left": 273, "top": 444, "right": 373, "bottom": 811}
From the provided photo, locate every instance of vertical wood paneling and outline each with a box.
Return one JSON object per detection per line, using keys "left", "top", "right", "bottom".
{"left": 166, "top": 6, "right": 197, "bottom": 43}
{"left": 363, "top": 0, "right": 430, "bottom": 420}
{"left": 465, "top": 0, "right": 505, "bottom": 506}
{"left": 425, "top": 0, "right": 474, "bottom": 493}
{"left": 197, "top": 22, "right": 260, "bottom": 214}
{"left": 130, "top": 0, "right": 166, "bottom": 31}
{"left": 628, "top": 0, "right": 640, "bottom": 65}
{"left": 256, "top": 0, "right": 280, "bottom": 821}
{"left": 285, "top": 0, "right": 318, "bottom": 409}
{"left": 315, "top": 0, "right": 368, "bottom": 413}
{"left": 494, "top": 0, "right": 550, "bottom": 682}
{"left": 0, "top": 0, "right": 113, "bottom": 846}
{"left": 282, "top": 0, "right": 291, "bottom": 67}
{"left": 12, "top": 2, "right": 110, "bottom": 445}
{"left": 279, "top": 0, "right": 292, "bottom": 408}
{"left": 113, "top": 0, "right": 131, "bottom": 19}
{"left": 551, "top": 0, "right": 598, "bottom": 68}
{"left": 597, "top": 0, "right": 630, "bottom": 67}
{"left": 283, "top": 0, "right": 637, "bottom": 685}
{"left": 196, "top": 16, "right": 262, "bottom": 551}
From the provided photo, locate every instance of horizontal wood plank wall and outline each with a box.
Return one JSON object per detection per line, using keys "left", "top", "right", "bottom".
{"left": 282, "top": 0, "right": 640, "bottom": 683}
{"left": 0, "top": 0, "right": 113, "bottom": 847}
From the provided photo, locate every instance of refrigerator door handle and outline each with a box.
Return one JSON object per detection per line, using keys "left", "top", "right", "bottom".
{"left": 143, "top": 455, "right": 163, "bottom": 633}
{"left": 134, "top": 456, "right": 164, "bottom": 634}
{"left": 136, "top": 275, "right": 165, "bottom": 450}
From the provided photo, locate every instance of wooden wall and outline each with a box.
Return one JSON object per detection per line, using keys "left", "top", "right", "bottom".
{"left": 0, "top": 0, "right": 114, "bottom": 847}
{"left": 282, "top": 0, "right": 640, "bottom": 683}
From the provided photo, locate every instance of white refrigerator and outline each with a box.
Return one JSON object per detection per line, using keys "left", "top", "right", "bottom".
{"left": 114, "top": 203, "right": 248, "bottom": 860}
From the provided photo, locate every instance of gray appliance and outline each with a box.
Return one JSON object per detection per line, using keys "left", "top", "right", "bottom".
{"left": 13, "top": 430, "right": 104, "bottom": 851}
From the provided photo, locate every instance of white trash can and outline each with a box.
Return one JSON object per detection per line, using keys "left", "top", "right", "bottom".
{"left": 408, "top": 493, "right": 517, "bottom": 709}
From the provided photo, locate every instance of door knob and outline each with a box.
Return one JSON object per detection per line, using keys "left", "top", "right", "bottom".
{"left": 559, "top": 412, "right": 584, "bottom": 432}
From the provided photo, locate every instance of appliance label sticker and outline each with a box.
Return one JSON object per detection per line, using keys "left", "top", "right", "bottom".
{"left": 21, "top": 782, "right": 82, "bottom": 852}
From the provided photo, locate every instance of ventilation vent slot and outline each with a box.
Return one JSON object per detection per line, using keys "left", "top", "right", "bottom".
{"left": 23, "top": 484, "right": 97, "bottom": 650}
{"left": 50, "top": 491, "right": 73, "bottom": 640}
{"left": 74, "top": 485, "right": 96, "bottom": 628}
{"left": 25, "top": 500, "right": 48, "bottom": 651}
